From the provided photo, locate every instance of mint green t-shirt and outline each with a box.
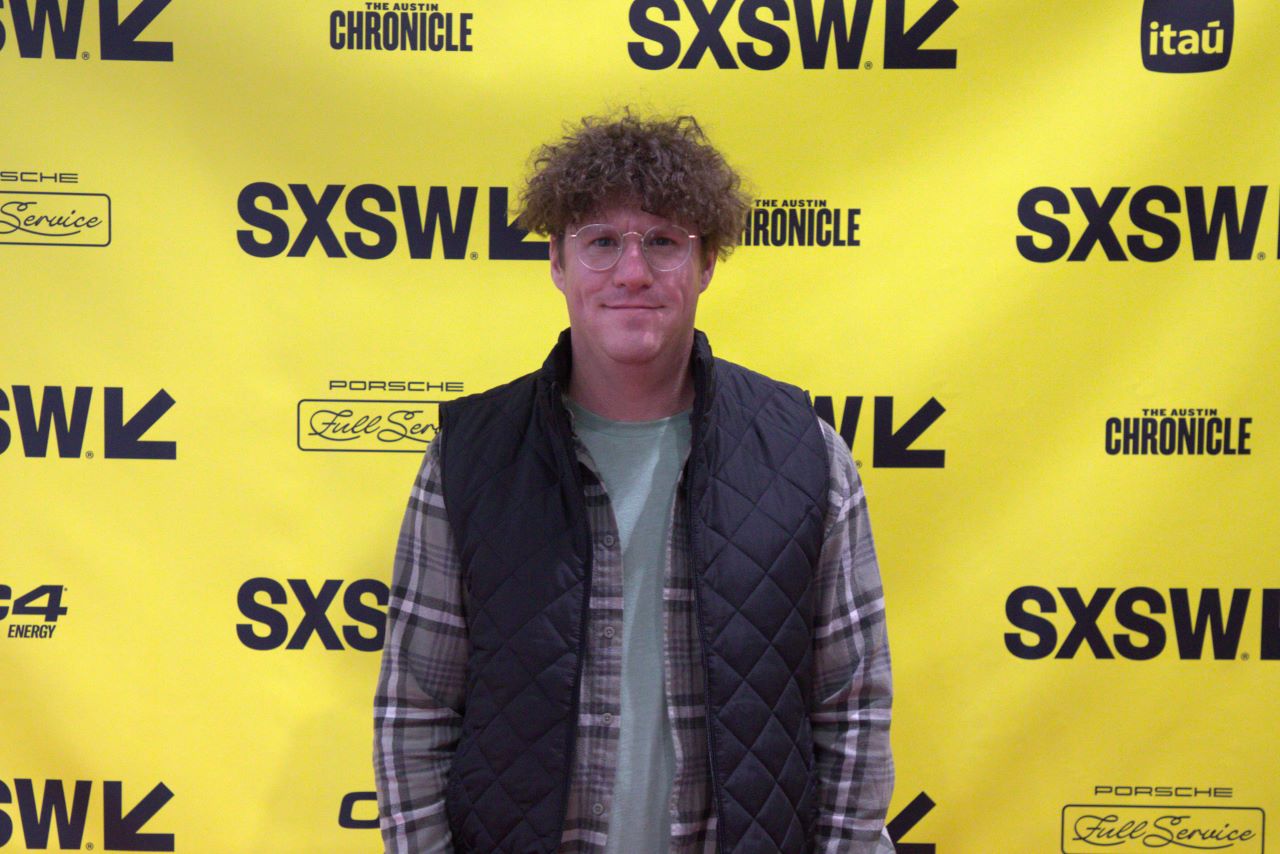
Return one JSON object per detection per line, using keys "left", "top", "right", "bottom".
{"left": 566, "top": 399, "right": 692, "bottom": 854}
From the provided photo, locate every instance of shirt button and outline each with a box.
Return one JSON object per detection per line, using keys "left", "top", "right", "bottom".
{"left": 602, "top": 713, "right": 613, "bottom": 724}
{"left": 603, "top": 626, "right": 615, "bottom": 639}
{"left": 592, "top": 802, "right": 605, "bottom": 816}
{"left": 602, "top": 534, "right": 616, "bottom": 547}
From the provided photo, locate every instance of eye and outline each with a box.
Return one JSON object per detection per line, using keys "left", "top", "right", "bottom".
{"left": 588, "top": 235, "right": 619, "bottom": 249}
{"left": 646, "top": 227, "right": 687, "bottom": 249}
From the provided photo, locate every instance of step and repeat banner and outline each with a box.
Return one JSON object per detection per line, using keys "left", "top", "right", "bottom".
{"left": 3, "top": 0, "right": 1277, "bottom": 851}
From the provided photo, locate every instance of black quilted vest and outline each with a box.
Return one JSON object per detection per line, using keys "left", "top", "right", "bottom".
{"left": 439, "top": 330, "right": 830, "bottom": 853}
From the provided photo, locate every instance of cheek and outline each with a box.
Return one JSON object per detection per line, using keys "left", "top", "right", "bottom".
{"left": 679, "top": 280, "right": 704, "bottom": 311}
{"left": 565, "top": 278, "right": 603, "bottom": 314}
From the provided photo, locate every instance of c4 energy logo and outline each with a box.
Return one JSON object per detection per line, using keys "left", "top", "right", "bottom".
{"left": 1106, "top": 407, "right": 1252, "bottom": 456}
{"left": 812, "top": 395, "right": 945, "bottom": 468}
{"left": 329, "top": 1, "right": 472, "bottom": 52}
{"left": 1016, "top": 185, "right": 1277, "bottom": 262}
{"left": 1141, "top": 0, "right": 1232, "bottom": 73}
{"left": 1, "top": 584, "right": 66, "bottom": 639}
{"left": 1005, "top": 586, "right": 1280, "bottom": 661}
{"left": 740, "top": 198, "right": 861, "bottom": 248}
{"left": 0, "top": 385, "right": 176, "bottom": 460}
{"left": 0, "top": 0, "right": 173, "bottom": 61}
{"left": 0, "top": 779, "right": 173, "bottom": 851}
{"left": 236, "top": 578, "right": 388, "bottom": 651}
{"left": 628, "top": 0, "right": 957, "bottom": 70}
{"left": 237, "top": 184, "right": 546, "bottom": 260}
{"left": 338, "top": 791, "right": 378, "bottom": 830}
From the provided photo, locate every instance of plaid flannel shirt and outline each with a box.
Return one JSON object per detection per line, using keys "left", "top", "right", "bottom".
{"left": 374, "top": 415, "right": 895, "bottom": 853}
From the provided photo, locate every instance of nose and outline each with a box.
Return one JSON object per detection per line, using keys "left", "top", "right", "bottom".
{"left": 612, "top": 234, "right": 654, "bottom": 287}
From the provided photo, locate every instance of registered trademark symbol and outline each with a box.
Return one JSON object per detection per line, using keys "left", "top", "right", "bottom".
{"left": 84, "top": 450, "right": 94, "bottom": 459}
{"left": 81, "top": 51, "right": 90, "bottom": 60}
{"left": 1257, "top": 252, "right": 1266, "bottom": 261}
{"left": 469, "top": 251, "right": 479, "bottom": 260}
{"left": 855, "top": 459, "right": 863, "bottom": 469}
{"left": 864, "top": 61, "right": 873, "bottom": 69}
{"left": 1242, "top": 652, "right": 1250, "bottom": 660}
{"left": 87, "top": 844, "right": 94, "bottom": 851}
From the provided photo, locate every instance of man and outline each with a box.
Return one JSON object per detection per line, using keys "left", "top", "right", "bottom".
{"left": 375, "top": 112, "right": 894, "bottom": 854}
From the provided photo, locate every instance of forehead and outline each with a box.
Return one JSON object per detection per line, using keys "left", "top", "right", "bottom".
{"left": 578, "top": 204, "right": 688, "bottom": 231}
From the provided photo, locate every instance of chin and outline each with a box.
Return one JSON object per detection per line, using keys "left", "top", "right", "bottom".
{"left": 601, "top": 338, "right": 665, "bottom": 365}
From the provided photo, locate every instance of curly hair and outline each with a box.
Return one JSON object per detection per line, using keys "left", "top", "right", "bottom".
{"left": 518, "top": 111, "right": 751, "bottom": 261}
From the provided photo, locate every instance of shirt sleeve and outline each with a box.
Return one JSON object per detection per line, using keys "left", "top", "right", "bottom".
{"left": 374, "top": 436, "right": 467, "bottom": 854}
{"left": 810, "top": 418, "right": 896, "bottom": 854}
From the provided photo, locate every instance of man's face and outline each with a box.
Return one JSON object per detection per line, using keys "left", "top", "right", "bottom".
{"left": 550, "top": 205, "right": 715, "bottom": 372}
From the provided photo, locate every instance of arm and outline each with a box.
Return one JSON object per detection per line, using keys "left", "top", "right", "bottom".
{"left": 811, "top": 419, "right": 896, "bottom": 854}
{"left": 374, "top": 437, "right": 467, "bottom": 854}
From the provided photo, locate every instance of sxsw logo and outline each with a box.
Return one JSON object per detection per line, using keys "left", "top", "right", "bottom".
{"left": 0, "top": 779, "right": 173, "bottom": 851}
{"left": 236, "top": 183, "right": 548, "bottom": 260}
{"left": 236, "top": 578, "right": 388, "bottom": 651}
{"left": 627, "top": 0, "right": 957, "bottom": 70}
{"left": 0, "top": 0, "right": 173, "bottom": 61}
{"left": 0, "top": 386, "right": 176, "bottom": 460}
{"left": 1005, "top": 586, "right": 1280, "bottom": 661}
{"left": 1016, "top": 185, "right": 1277, "bottom": 262}
{"left": 1142, "top": 0, "right": 1232, "bottom": 73}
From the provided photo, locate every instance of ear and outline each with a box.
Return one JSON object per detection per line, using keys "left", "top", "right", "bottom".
{"left": 549, "top": 235, "right": 567, "bottom": 293}
{"left": 698, "top": 250, "right": 716, "bottom": 293}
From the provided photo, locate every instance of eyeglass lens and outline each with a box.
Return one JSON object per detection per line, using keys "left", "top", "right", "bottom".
{"left": 574, "top": 224, "right": 694, "bottom": 271}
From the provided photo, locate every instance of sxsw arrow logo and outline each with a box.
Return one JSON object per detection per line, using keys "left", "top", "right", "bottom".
{"left": 813, "top": 395, "right": 946, "bottom": 468}
{"left": 0, "top": 385, "right": 176, "bottom": 459}
{"left": 0, "top": 779, "right": 174, "bottom": 851}
{"left": 887, "top": 791, "right": 936, "bottom": 853}
{"left": 104, "top": 782, "right": 173, "bottom": 851}
{"left": 0, "top": 0, "right": 174, "bottom": 61}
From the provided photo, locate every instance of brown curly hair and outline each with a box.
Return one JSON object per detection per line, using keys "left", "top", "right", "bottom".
{"left": 517, "top": 111, "right": 751, "bottom": 261}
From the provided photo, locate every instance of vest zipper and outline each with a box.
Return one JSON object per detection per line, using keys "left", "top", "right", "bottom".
{"left": 685, "top": 437, "right": 727, "bottom": 854}
{"left": 550, "top": 394, "right": 594, "bottom": 853}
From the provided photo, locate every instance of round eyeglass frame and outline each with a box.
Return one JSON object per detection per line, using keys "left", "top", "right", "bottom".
{"left": 566, "top": 223, "right": 700, "bottom": 272}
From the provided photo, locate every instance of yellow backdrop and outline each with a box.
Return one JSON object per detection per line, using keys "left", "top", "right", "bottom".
{"left": 2, "top": 0, "right": 1277, "bottom": 851}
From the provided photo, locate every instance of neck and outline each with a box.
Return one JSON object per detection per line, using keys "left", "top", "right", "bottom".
{"left": 565, "top": 335, "right": 695, "bottom": 421}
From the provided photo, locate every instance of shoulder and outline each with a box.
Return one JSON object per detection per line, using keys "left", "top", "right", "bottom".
{"left": 710, "top": 357, "right": 820, "bottom": 440}
{"left": 815, "top": 415, "right": 865, "bottom": 533}
{"left": 440, "top": 369, "right": 541, "bottom": 419}
{"left": 438, "top": 369, "right": 542, "bottom": 455}
{"left": 712, "top": 357, "right": 810, "bottom": 405}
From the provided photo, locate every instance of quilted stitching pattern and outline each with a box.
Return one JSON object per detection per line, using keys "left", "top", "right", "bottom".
{"left": 441, "top": 333, "right": 829, "bottom": 854}
{"left": 693, "top": 359, "right": 828, "bottom": 853}
{"left": 442, "top": 371, "right": 587, "bottom": 854}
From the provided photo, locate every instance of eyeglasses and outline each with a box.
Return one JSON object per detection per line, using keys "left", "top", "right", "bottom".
{"left": 567, "top": 223, "right": 699, "bottom": 272}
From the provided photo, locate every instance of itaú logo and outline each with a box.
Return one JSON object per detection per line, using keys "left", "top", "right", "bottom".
{"left": 1141, "top": 0, "right": 1233, "bottom": 72}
